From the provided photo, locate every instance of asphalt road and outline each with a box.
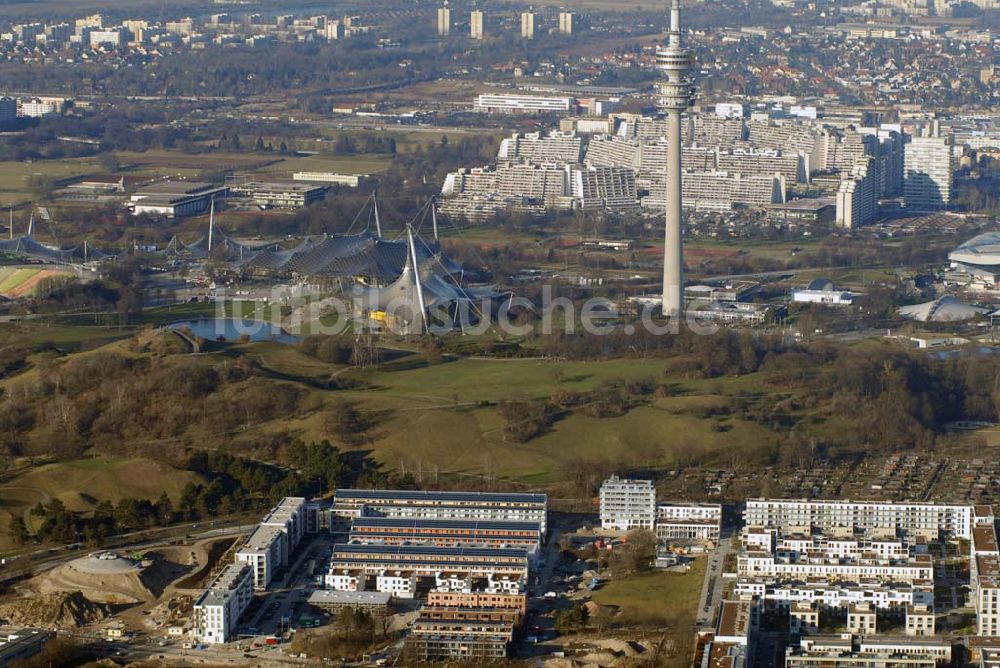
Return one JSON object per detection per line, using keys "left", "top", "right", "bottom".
{"left": 695, "top": 536, "right": 732, "bottom": 630}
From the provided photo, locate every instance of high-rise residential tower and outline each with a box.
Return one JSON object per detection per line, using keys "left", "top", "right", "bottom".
{"left": 470, "top": 10, "right": 485, "bottom": 39}
{"left": 656, "top": 0, "right": 696, "bottom": 319}
{"left": 437, "top": 2, "right": 451, "bottom": 37}
{"left": 520, "top": 11, "right": 538, "bottom": 39}
{"left": 905, "top": 125, "right": 954, "bottom": 211}
{"left": 558, "top": 11, "right": 574, "bottom": 35}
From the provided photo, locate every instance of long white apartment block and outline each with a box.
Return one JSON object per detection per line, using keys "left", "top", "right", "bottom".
{"left": 716, "top": 149, "right": 807, "bottom": 184}
{"left": 734, "top": 578, "right": 933, "bottom": 611}
{"left": 333, "top": 489, "right": 548, "bottom": 533}
{"left": 656, "top": 503, "right": 721, "bottom": 543}
{"left": 497, "top": 131, "right": 583, "bottom": 164}
{"left": 642, "top": 170, "right": 786, "bottom": 212}
{"left": 233, "top": 496, "right": 314, "bottom": 592}
{"left": 786, "top": 635, "right": 951, "bottom": 667}
{"left": 692, "top": 115, "right": 748, "bottom": 145}
{"left": 744, "top": 499, "right": 974, "bottom": 540}
{"left": 599, "top": 476, "right": 655, "bottom": 531}
{"left": 474, "top": 94, "right": 572, "bottom": 114}
{"left": 743, "top": 527, "right": 921, "bottom": 561}
{"left": 260, "top": 496, "right": 306, "bottom": 565}
{"left": 738, "top": 551, "right": 933, "bottom": 584}
{"left": 585, "top": 135, "right": 642, "bottom": 171}
{"left": 569, "top": 166, "right": 637, "bottom": 210}
{"left": 193, "top": 564, "right": 254, "bottom": 644}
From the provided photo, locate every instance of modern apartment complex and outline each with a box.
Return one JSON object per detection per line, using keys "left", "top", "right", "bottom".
{"left": 784, "top": 635, "right": 951, "bottom": 667}
{"left": 347, "top": 517, "right": 542, "bottom": 557}
{"left": 726, "top": 498, "right": 987, "bottom": 665}
{"left": 836, "top": 157, "right": 880, "bottom": 228}
{"left": 599, "top": 476, "right": 656, "bottom": 531}
{"left": 329, "top": 544, "right": 530, "bottom": 580}
{"left": 325, "top": 487, "right": 543, "bottom": 663}
{"left": 644, "top": 170, "right": 787, "bottom": 211}
{"left": 656, "top": 503, "right": 722, "bottom": 543}
{"left": 192, "top": 564, "right": 254, "bottom": 644}
{"left": 235, "top": 497, "right": 314, "bottom": 590}
{"left": 406, "top": 616, "right": 514, "bottom": 662}
{"left": 498, "top": 131, "right": 583, "bottom": 164}
{"left": 333, "top": 489, "right": 548, "bottom": 533}
{"left": 973, "top": 509, "right": 1000, "bottom": 636}
{"left": 743, "top": 499, "right": 974, "bottom": 540}
{"left": 235, "top": 525, "right": 285, "bottom": 590}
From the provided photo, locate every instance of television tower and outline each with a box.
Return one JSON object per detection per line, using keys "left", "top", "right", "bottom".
{"left": 656, "top": 0, "right": 696, "bottom": 320}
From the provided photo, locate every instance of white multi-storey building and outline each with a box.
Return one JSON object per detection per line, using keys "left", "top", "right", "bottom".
{"left": 89, "top": 27, "right": 126, "bottom": 47}
{"left": 520, "top": 11, "right": 537, "bottom": 39}
{"left": 644, "top": 171, "right": 786, "bottom": 211}
{"left": 793, "top": 289, "right": 854, "bottom": 305}
{"left": 16, "top": 98, "right": 60, "bottom": 118}
{"left": 904, "top": 133, "right": 954, "bottom": 211}
{"left": 786, "top": 635, "right": 951, "bottom": 667}
{"left": 260, "top": 497, "right": 306, "bottom": 566}
{"left": 234, "top": 497, "right": 321, "bottom": 591}
{"left": 734, "top": 578, "right": 933, "bottom": 611}
{"left": 376, "top": 570, "right": 417, "bottom": 598}
{"left": 333, "top": 489, "right": 548, "bottom": 533}
{"left": 586, "top": 135, "right": 642, "bottom": 170}
{"left": 75, "top": 13, "right": 103, "bottom": 35}
{"left": 326, "top": 568, "right": 365, "bottom": 592}
{"left": 973, "top": 520, "right": 1000, "bottom": 636}
{"left": 470, "top": 10, "right": 484, "bottom": 39}
{"left": 715, "top": 102, "right": 746, "bottom": 119}
{"left": 599, "top": 476, "right": 656, "bottom": 531}
{"left": 656, "top": 503, "right": 722, "bottom": 543}
{"left": 192, "top": 564, "right": 253, "bottom": 644}
{"left": 738, "top": 552, "right": 933, "bottom": 583}
{"left": 437, "top": 3, "right": 451, "bottom": 37}
{"left": 325, "top": 21, "right": 345, "bottom": 40}
{"left": 474, "top": 94, "right": 572, "bottom": 115}
{"left": 836, "top": 157, "right": 880, "bottom": 228}
{"left": 558, "top": 11, "right": 574, "bottom": 35}
{"left": 497, "top": 131, "right": 583, "bottom": 165}
{"left": 744, "top": 499, "right": 974, "bottom": 540}
{"left": 235, "top": 525, "right": 285, "bottom": 590}
{"left": 569, "top": 166, "right": 637, "bottom": 210}
{"left": 753, "top": 530, "right": 918, "bottom": 562}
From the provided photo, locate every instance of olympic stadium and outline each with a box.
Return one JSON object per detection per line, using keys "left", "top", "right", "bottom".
{"left": 0, "top": 197, "right": 505, "bottom": 334}
{"left": 947, "top": 232, "right": 1000, "bottom": 287}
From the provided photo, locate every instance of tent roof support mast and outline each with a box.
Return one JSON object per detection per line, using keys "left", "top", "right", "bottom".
{"left": 208, "top": 198, "right": 215, "bottom": 252}
{"left": 373, "top": 190, "right": 383, "bottom": 238}
{"left": 431, "top": 197, "right": 439, "bottom": 242}
{"left": 407, "top": 225, "right": 428, "bottom": 335}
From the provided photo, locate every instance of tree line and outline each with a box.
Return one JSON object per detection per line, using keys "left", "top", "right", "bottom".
{"left": 8, "top": 443, "right": 389, "bottom": 548}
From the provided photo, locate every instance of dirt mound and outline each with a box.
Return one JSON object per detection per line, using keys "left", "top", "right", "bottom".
{"left": 0, "top": 591, "right": 111, "bottom": 627}
{"left": 38, "top": 556, "right": 152, "bottom": 604}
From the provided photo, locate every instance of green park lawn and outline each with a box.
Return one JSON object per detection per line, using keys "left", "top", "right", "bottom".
{"left": 593, "top": 558, "right": 706, "bottom": 622}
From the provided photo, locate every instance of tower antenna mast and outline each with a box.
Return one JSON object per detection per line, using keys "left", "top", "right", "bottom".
{"left": 657, "top": 0, "right": 696, "bottom": 321}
